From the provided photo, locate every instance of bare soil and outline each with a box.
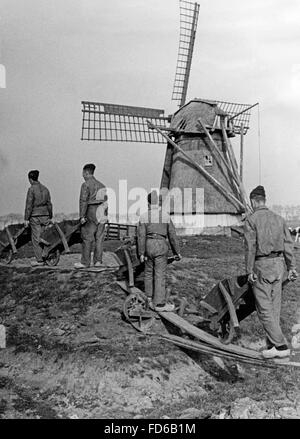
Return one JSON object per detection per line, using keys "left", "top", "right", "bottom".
{"left": 0, "top": 236, "right": 300, "bottom": 419}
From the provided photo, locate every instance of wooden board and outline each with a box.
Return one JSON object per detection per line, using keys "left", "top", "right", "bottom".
{"left": 117, "top": 280, "right": 300, "bottom": 367}
{"left": 157, "top": 310, "right": 264, "bottom": 359}
{"left": 161, "top": 333, "right": 300, "bottom": 367}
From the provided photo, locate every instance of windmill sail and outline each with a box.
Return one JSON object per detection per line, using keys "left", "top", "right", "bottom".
{"left": 214, "top": 100, "right": 253, "bottom": 135}
{"left": 81, "top": 101, "right": 170, "bottom": 144}
{"left": 172, "top": 1, "right": 200, "bottom": 107}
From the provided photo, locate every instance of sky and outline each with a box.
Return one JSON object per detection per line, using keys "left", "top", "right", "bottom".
{"left": 0, "top": 0, "right": 300, "bottom": 216}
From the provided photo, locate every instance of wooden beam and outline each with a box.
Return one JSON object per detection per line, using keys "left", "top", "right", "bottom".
{"left": 220, "top": 119, "right": 251, "bottom": 212}
{"left": 240, "top": 123, "right": 244, "bottom": 181}
{"left": 147, "top": 121, "right": 245, "bottom": 211}
{"left": 197, "top": 117, "right": 243, "bottom": 199}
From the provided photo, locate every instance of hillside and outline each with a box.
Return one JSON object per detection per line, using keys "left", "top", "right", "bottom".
{"left": 0, "top": 236, "right": 300, "bottom": 419}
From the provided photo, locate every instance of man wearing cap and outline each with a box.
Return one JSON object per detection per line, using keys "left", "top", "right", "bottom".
{"left": 24, "top": 170, "right": 53, "bottom": 266}
{"left": 74, "top": 163, "right": 108, "bottom": 269}
{"left": 137, "top": 190, "right": 181, "bottom": 312}
{"left": 244, "top": 185, "right": 298, "bottom": 359}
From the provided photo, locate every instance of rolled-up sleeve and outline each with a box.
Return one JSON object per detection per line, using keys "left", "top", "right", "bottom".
{"left": 244, "top": 217, "right": 257, "bottom": 274}
{"left": 97, "top": 187, "right": 107, "bottom": 203}
{"left": 24, "top": 188, "right": 34, "bottom": 221}
{"left": 283, "top": 223, "right": 296, "bottom": 270}
{"left": 79, "top": 183, "right": 89, "bottom": 218}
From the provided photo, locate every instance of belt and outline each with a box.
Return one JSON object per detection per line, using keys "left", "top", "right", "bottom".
{"left": 87, "top": 201, "right": 103, "bottom": 206}
{"left": 146, "top": 233, "right": 166, "bottom": 240}
{"left": 255, "top": 251, "right": 283, "bottom": 260}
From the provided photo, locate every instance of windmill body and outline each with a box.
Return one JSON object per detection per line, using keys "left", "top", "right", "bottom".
{"left": 160, "top": 99, "right": 247, "bottom": 234}
{"left": 81, "top": 1, "right": 255, "bottom": 235}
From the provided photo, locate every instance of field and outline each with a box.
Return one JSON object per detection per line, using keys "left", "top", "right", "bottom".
{"left": 0, "top": 235, "right": 300, "bottom": 419}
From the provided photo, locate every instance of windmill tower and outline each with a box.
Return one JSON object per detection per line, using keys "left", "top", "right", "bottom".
{"left": 81, "top": 1, "right": 255, "bottom": 234}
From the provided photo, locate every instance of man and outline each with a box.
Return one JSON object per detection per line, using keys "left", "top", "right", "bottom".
{"left": 24, "top": 170, "right": 53, "bottom": 266}
{"left": 74, "top": 163, "right": 107, "bottom": 269}
{"left": 137, "top": 190, "right": 181, "bottom": 312}
{"left": 244, "top": 185, "right": 298, "bottom": 359}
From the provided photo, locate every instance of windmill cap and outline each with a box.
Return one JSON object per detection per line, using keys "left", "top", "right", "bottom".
{"left": 250, "top": 185, "right": 266, "bottom": 199}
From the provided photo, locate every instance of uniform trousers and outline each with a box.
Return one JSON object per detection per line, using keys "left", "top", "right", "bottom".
{"left": 253, "top": 257, "right": 287, "bottom": 347}
{"left": 144, "top": 237, "right": 169, "bottom": 306}
{"left": 29, "top": 216, "right": 51, "bottom": 262}
{"left": 81, "top": 221, "right": 106, "bottom": 266}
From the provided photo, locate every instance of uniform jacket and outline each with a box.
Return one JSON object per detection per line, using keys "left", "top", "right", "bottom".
{"left": 137, "top": 206, "right": 180, "bottom": 256}
{"left": 79, "top": 176, "right": 107, "bottom": 221}
{"left": 24, "top": 182, "right": 53, "bottom": 220}
{"left": 244, "top": 206, "right": 296, "bottom": 273}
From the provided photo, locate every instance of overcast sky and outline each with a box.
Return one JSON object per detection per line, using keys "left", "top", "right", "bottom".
{"left": 0, "top": 0, "right": 300, "bottom": 216}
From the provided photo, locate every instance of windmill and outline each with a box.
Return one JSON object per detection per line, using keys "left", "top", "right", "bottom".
{"left": 81, "top": 0, "right": 257, "bottom": 234}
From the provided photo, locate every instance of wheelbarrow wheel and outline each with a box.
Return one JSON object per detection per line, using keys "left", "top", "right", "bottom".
{"left": 0, "top": 248, "right": 14, "bottom": 265}
{"left": 45, "top": 249, "right": 60, "bottom": 266}
{"left": 123, "top": 292, "right": 154, "bottom": 332}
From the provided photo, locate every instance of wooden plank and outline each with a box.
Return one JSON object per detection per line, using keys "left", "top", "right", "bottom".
{"left": 161, "top": 334, "right": 273, "bottom": 367}
{"left": 161, "top": 333, "right": 300, "bottom": 368}
{"left": 79, "top": 267, "right": 116, "bottom": 273}
{"left": 157, "top": 310, "right": 264, "bottom": 359}
{"left": 117, "top": 281, "right": 300, "bottom": 367}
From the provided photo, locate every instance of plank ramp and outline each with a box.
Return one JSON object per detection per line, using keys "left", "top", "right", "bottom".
{"left": 116, "top": 281, "right": 300, "bottom": 367}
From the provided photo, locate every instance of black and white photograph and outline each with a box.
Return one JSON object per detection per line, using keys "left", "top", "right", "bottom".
{"left": 1, "top": 0, "right": 300, "bottom": 424}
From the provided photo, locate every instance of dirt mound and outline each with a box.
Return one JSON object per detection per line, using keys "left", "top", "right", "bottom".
{"left": 0, "top": 262, "right": 211, "bottom": 418}
{"left": 1, "top": 235, "right": 300, "bottom": 419}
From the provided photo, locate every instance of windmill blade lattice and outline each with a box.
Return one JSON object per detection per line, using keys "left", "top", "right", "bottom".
{"left": 172, "top": 1, "right": 200, "bottom": 107}
{"left": 81, "top": 102, "right": 170, "bottom": 144}
{"left": 214, "top": 100, "right": 253, "bottom": 135}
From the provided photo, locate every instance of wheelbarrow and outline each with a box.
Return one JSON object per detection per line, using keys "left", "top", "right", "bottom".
{"left": 0, "top": 224, "right": 31, "bottom": 264}
{"left": 39, "top": 220, "right": 82, "bottom": 266}
{"left": 115, "top": 237, "right": 184, "bottom": 332}
{"left": 40, "top": 220, "right": 138, "bottom": 266}
{"left": 199, "top": 274, "right": 290, "bottom": 344}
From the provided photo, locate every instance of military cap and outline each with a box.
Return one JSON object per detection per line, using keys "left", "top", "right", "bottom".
{"left": 250, "top": 185, "right": 266, "bottom": 199}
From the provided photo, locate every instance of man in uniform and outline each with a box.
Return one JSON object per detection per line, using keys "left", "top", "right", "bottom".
{"left": 24, "top": 170, "right": 53, "bottom": 266}
{"left": 137, "top": 190, "right": 181, "bottom": 312}
{"left": 244, "top": 185, "right": 298, "bottom": 359}
{"left": 74, "top": 163, "right": 107, "bottom": 269}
